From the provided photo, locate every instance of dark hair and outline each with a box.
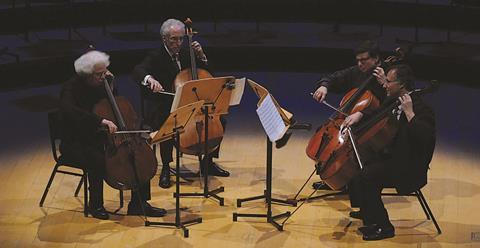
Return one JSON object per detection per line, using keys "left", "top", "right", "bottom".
{"left": 388, "top": 64, "right": 415, "bottom": 90}
{"left": 355, "top": 40, "right": 380, "bottom": 59}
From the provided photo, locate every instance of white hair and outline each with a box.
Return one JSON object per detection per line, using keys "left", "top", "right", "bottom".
{"left": 160, "top": 19, "right": 185, "bottom": 38}
{"left": 74, "top": 50, "right": 110, "bottom": 75}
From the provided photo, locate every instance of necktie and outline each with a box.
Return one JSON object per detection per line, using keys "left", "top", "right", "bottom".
{"left": 172, "top": 54, "right": 180, "bottom": 72}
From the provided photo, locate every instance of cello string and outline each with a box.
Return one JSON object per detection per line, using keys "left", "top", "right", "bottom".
{"left": 309, "top": 92, "right": 348, "bottom": 116}
{"left": 322, "top": 101, "right": 348, "bottom": 117}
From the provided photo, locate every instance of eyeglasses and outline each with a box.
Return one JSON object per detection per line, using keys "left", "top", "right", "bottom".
{"left": 167, "top": 36, "right": 184, "bottom": 43}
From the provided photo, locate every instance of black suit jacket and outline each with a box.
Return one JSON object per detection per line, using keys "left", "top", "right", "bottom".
{"left": 390, "top": 95, "right": 435, "bottom": 193}
{"left": 363, "top": 95, "right": 436, "bottom": 194}
{"left": 59, "top": 75, "right": 109, "bottom": 146}
{"left": 132, "top": 46, "right": 209, "bottom": 129}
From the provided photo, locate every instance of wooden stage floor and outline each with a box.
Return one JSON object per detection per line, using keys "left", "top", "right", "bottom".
{"left": 1, "top": 133, "right": 479, "bottom": 247}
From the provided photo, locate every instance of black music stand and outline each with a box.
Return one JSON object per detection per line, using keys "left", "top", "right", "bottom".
{"left": 145, "top": 101, "right": 205, "bottom": 237}
{"left": 233, "top": 135, "right": 299, "bottom": 231}
{"left": 171, "top": 76, "right": 236, "bottom": 206}
{"left": 232, "top": 80, "right": 297, "bottom": 231}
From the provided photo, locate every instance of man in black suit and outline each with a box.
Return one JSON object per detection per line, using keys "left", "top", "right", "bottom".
{"left": 311, "top": 40, "right": 387, "bottom": 191}
{"left": 60, "top": 50, "right": 166, "bottom": 220}
{"left": 343, "top": 64, "right": 436, "bottom": 240}
{"left": 133, "top": 19, "right": 229, "bottom": 189}
{"left": 312, "top": 40, "right": 387, "bottom": 103}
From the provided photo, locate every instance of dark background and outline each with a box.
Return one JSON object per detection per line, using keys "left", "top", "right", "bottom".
{"left": 0, "top": 0, "right": 478, "bottom": 157}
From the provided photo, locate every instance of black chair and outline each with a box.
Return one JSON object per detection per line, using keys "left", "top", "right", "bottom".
{"left": 39, "top": 110, "right": 123, "bottom": 216}
{"left": 382, "top": 188, "right": 441, "bottom": 234}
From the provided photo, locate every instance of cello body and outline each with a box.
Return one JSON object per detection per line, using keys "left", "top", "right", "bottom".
{"left": 308, "top": 87, "right": 436, "bottom": 190}
{"left": 306, "top": 88, "right": 380, "bottom": 190}
{"left": 306, "top": 88, "right": 380, "bottom": 161}
{"left": 317, "top": 114, "right": 398, "bottom": 190}
{"left": 93, "top": 89, "right": 157, "bottom": 190}
{"left": 173, "top": 19, "right": 224, "bottom": 156}
{"left": 305, "top": 46, "right": 411, "bottom": 190}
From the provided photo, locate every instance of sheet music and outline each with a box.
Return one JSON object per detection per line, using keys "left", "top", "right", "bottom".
{"left": 256, "top": 94, "right": 288, "bottom": 142}
{"left": 247, "top": 78, "right": 293, "bottom": 125}
{"left": 229, "top": 77, "right": 246, "bottom": 106}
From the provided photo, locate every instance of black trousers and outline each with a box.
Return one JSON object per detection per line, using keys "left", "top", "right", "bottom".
{"left": 349, "top": 159, "right": 395, "bottom": 228}
{"left": 60, "top": 141, "right": 151, "bottom": 208}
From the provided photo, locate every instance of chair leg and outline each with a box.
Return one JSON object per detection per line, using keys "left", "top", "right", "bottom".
{"left": 74, "top": 176, "right": 84, "bottom": 197}
{"left": 417, "top": 190, "right": 442, "bottom": 234}
{"left": 83, "top": 172, "right": 88, "bottom": 217}
{"left": 39, "top": 164, "right": 60, "bottom": 207}
{"left": 415, "top": 190, "right": 430, "bottom": 220}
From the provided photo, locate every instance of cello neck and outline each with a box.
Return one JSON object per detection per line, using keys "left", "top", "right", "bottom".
{"left": 339, "top": 74, "right": 375, "bottom": 113}
{"left": 340, "top": 46, "right": 410, "bottom": 114}
{"left": 185, "top": 18, "right": 198, "bottom": 80}
{"left": 355, "top": 81, "right": 438, "bottom": 134}
{"left": 103, "top": 79, "right": 127, "bottom": 130}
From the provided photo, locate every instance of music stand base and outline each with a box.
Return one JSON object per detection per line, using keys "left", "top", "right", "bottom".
{"left": 176, "top": 186, "right": 225, "bottom": 206}
{"left": 297, "top": 191, "right": 346, "bottom": 202}
{"left": 232, "top": 211, "right": 291, "bottom": 231}
{"left": 145, "top": 217, "right": 202, "bottom": 238}
{"left": 236, "top": 192, "right": 297, "bottom": 207}
{"left": 233, "top": 191, "right": 295, "bottom": 231}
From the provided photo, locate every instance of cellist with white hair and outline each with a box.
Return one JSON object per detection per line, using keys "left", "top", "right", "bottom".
{"left": 60, "top": 50, "right": 166, "bottom": 220}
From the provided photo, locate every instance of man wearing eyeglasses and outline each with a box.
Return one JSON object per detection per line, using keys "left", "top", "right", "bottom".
{"left": 310, "top": 40, "right": 388, "bottom": 192}
{"left": 133, "top": 18, "right": 230, "bottom": 189}
{"left": 312, "top": 40, "right": 387, "bottom": 104}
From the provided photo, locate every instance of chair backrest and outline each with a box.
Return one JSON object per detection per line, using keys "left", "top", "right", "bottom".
{"left": 47, "top": 109, "right": 63, "bottom": 162}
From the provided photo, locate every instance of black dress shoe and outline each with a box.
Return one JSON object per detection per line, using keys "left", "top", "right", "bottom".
{"left": 89, "top": 206, "right": 109, "bottom": 220}
{"left": 127, "top": 201, "right": 167, "bottom": 217}
{"left": 205, "top": 162, "right": 230, "bottom": 177}
{"left": 349, "top": 210, "right": 362, "bottom": 220}
{"left": 358, "top": 224, "right": 376, "bottom": 235}
{"left": 159, "top": 165, "right": 172, "bottom": 189}
{"left": 362, "top": 225, "right": 395, "bottom": 241}
{"left": 312, "top": 181, "right": 332, "bottom": 190}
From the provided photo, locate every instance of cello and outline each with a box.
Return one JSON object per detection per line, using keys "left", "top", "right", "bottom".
{"left": 318, "top": 81, "right": 438, "bottom": 190}
{"left": 93, "top": 76, "right": 157, "bottom": 190}
{"left": 305, "top": 47, "right": 408, "bottom": 189}
{"left": 173, "top": 18, "right": 224, "bottom": 156}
